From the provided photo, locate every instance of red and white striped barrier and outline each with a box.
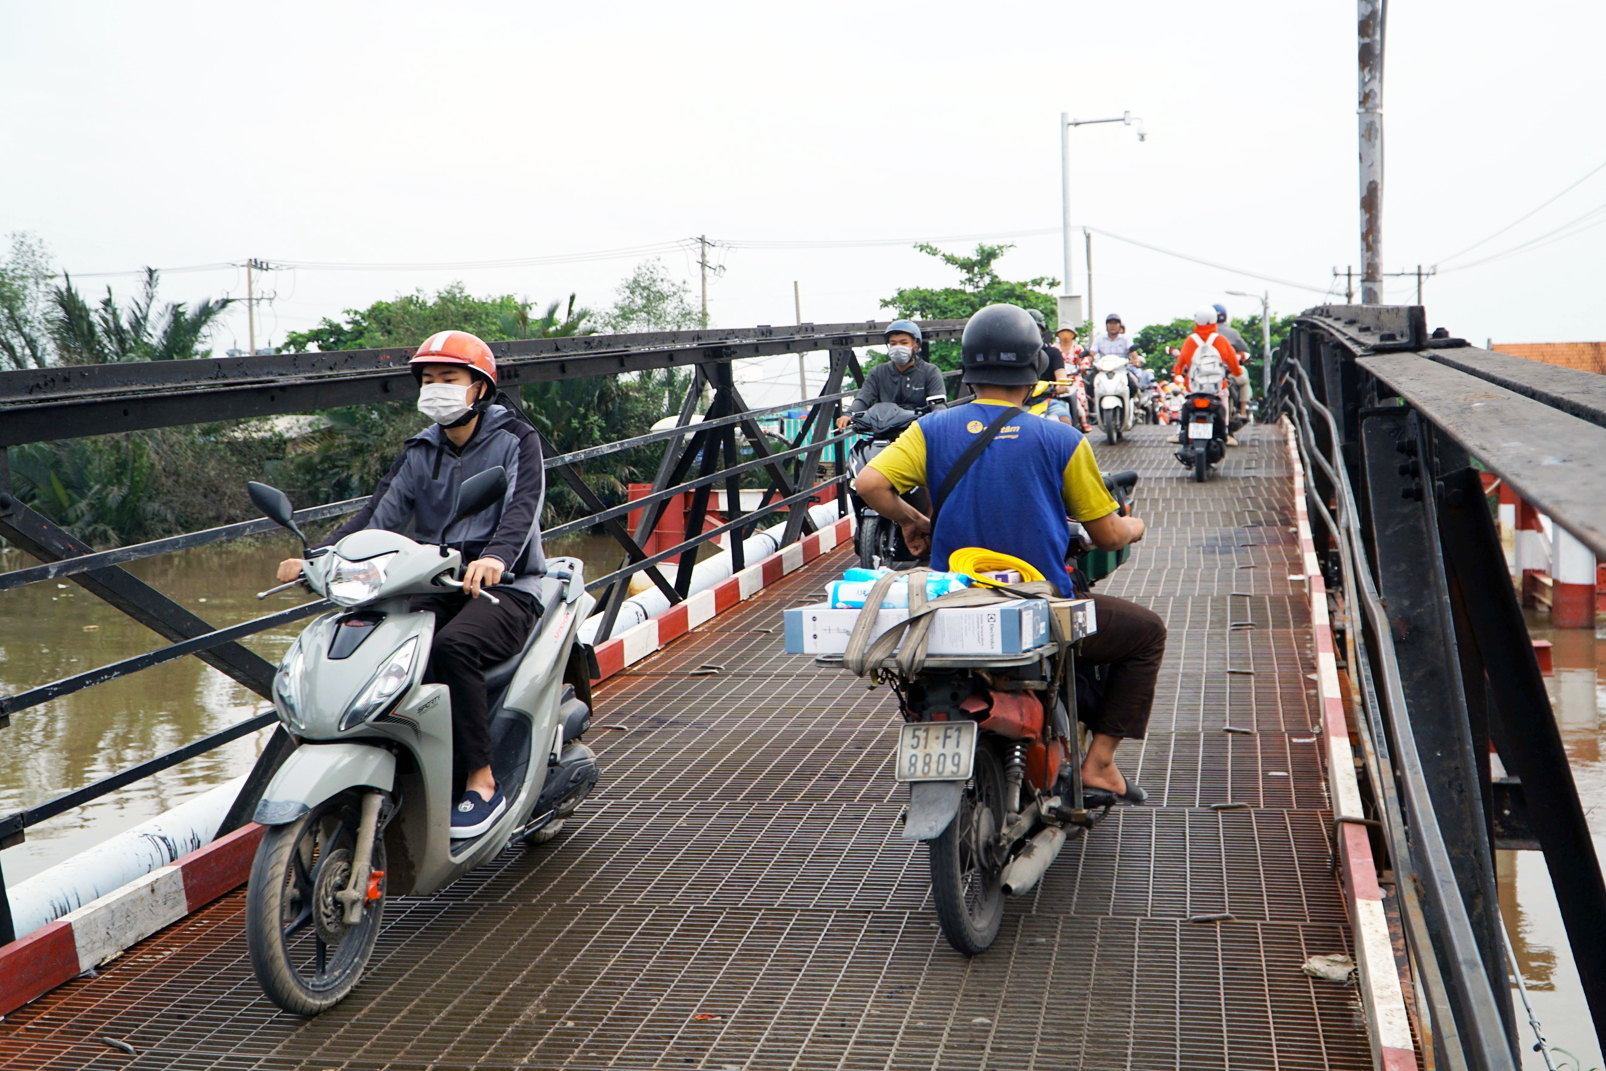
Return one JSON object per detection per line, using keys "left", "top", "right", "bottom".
{"left": 590, "top": 514, "right": 852, "bottom": 680}
{"left": 1552, "top": 526, "right": 1597, "bottom": 629}
{"left": 1285, "top": 423, "right": 1416, "bottom": 1071}
{"left": 0, "top": 824, "right": 263, "bottom": 1016}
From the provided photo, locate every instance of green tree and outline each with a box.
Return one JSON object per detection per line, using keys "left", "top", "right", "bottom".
{"left": 0, "top": 231, "right": 54, "bottom": 370}
{"left": 1130, "top": 313, "right": 1298, "bottom": 388}
{"left": 50, "top": 268, "right": 233, "bottom": 364}
{"left": 282, "top": 282, "right": 524, "bottom": 353}
{"left": 598, "top": 259, "right": 704, "bottom": 332}
{"left": 881, "top": 243, "right": 1059, "bottom": 370}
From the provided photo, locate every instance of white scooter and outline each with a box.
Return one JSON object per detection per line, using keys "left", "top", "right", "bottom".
{"left": 242, "top": 468, "right": 600, "bottom": 1015}
{"left": 1091, "top": 354, "right": 1137, "bottom": 445}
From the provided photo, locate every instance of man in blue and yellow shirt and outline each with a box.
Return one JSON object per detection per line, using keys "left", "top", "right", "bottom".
{"left": 855, "top": 303, "right": 1166, "bottom": 806}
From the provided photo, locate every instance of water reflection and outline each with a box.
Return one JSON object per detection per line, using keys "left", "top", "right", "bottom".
{"left": 0, "top": 532, "right": 620, "bottom": 888}
{"left": 1501, "top": 614, "right": 1605, "bottom": 1070}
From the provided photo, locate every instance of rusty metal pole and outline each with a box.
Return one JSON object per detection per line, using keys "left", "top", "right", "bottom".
{"left": 1358, "top": 0, "right": 1385, "bottom": 304}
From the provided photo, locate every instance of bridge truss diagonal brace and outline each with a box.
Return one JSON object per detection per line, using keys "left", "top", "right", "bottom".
{"left": 0, "top": 495, "right": 276, "bottom": 703}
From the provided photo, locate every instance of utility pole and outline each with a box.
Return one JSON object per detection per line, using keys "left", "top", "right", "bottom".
{"left": 246, "top": 259, "right": 256, "bottom": 356}
{"left": 1084, "top": 228, "right": 1094, "bottom": 331}
{"left": 793, "top": 281, "right": 808, "bottom": 402}
{"left": 1227, "top": 289, "right": 1272, "bottom": 401}
{"left": 1358, "top": 0, "right": 1385, "bottom": 304}
{"left": 1333, "top": 266, "right": 1356, "bottom": 305}
{"left": 1379, "top": 265, "right": 1436, "bottom": 304}
{"left": 696, "top": 235, "right": 710, "bottom": 326}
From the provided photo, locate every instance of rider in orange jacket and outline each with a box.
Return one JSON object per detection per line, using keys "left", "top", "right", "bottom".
{"left": 1173, "top": 306, "right": 1249, "bottom": 446}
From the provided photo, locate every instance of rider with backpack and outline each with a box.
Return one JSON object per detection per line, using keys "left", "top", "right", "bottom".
{"left": 1173, "top": 306, "right": 1248, "bottom": 446}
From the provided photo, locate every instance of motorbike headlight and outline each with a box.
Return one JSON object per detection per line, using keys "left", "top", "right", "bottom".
{"left": 327, "top": 552, "right": 398, "bottom": 606}
{"left": 339, "top": 636, "right": 419, "bottom": 731}
{"left": 274, "top": 636, "right": 306, "bottom": 731}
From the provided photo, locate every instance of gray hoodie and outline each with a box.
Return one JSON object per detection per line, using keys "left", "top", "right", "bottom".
{"left": 325, "top": 405, "right": 547, "bottom": 594}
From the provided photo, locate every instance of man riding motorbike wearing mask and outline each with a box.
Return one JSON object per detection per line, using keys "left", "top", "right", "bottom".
{"left": 837, "top": 320, "right": 948, "bottom": 430}
{"left": 274, "top": 330, "right": 547, "bottom": 838}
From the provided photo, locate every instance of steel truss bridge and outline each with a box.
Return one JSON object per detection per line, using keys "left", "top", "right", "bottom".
{"left": 0, "top": 307, "right": 1599, "bottom": 1070}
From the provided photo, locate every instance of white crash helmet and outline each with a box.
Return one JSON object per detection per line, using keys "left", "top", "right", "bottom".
{"left": 1192, "top": 305, "right": 1216, "bottom": 327}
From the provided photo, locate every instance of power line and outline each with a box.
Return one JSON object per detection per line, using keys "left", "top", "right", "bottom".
{"left": 1433, "top": 155, "right": 1606, "bottom": 268}
{"left": 1437, "top": 198, "right": 1606, "bottom": 274}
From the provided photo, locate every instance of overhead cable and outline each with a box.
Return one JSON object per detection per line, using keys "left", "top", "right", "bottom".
{"left": 1433, "top": 155, "right": 1606, "bottom": 268}
{"left": 1437, "top": 199, "right": 1606, "bottom": 274}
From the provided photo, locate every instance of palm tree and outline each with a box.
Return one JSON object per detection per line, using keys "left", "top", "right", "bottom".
{"left": 51, "top": 267, "right": 233, "bottom": 364}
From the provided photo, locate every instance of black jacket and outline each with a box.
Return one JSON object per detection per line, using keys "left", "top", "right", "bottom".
{"left": 849, "top": 360, "right": 947, "bottom": 414}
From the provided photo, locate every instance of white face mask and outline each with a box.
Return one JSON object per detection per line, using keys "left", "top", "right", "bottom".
{"left": 888, "top": 345, "right": 915, "bottom": 366}
{"left": 417, "top": 382, "right": 475, "bottom": 425}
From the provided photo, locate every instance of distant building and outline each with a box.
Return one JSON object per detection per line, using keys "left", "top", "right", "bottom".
{"left": 1491, "top": 342, "right": 1606, "bottom": 375}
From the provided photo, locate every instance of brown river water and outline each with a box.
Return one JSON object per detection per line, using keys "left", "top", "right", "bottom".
{"left": 0, "top": 540, "right": 1601, "bottom": 1063}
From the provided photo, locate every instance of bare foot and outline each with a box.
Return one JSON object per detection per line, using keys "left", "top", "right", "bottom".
{"left": 1080, "top": 762, "right": 1129, "bottom": 796}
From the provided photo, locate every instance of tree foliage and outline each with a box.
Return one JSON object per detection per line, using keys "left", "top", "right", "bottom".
{"left": 597, "top": 259, "right": 704, "bottom": 332}
{"left": 49, "top": 268, "right": 233, "bottom": 364}
{"left": 881, "top": 244, "right": 1060, "bottom": 370}
{"left": 0, "top": 232, "right": 54, "bottom": 371}
{"left": 1131, "top": 313, "right": 1298, "bottom": 385}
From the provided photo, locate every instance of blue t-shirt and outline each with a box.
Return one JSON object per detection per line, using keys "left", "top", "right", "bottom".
{"left": 866, "top": 399, "right": 1118, "bottom": 595}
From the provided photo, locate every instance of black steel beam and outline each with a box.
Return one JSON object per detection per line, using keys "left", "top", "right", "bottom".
{"left": 0, "top": 323, "right": 963, "bottom": 447}
{"left": 1358, "top": 405, "right": 1513, "bottom": 1043}
{"left": 1356, "top": 352, "right": 1606, "bottom": 559}
{"left": 1436, "top": 464, "right": 1606, "bottom": 1036}
{"left": 0, "top": 497, "right": 279, "bottom": 698}
{"left": 1426, "top": 346, "right": 1606, "bottom": 430}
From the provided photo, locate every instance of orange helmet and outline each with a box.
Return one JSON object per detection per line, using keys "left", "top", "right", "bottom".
{"left": 409, "top": 330, "right": 497, "bottom": 384}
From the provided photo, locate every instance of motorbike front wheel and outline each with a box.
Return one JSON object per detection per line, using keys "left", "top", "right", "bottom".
{"left": 246, "top": 790, "right": 387, "bottom": 1015}
{"left": 1102, "top": 408, "right": 1118, "bottom": 446}
{"left": 858, "top": 515, "right": 886, "bottom": 569}
{"left": 929, "top": 743, "right": 1006, "bottom": 955}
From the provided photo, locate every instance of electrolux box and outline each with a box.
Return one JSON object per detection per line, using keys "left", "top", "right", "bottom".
{"left": 783, "top": 600, "right": 1051, "bottom": 656}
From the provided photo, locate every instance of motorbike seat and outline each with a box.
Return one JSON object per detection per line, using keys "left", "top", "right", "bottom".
{"left": 480, "top": 576, "right": 568, "bottom": 694}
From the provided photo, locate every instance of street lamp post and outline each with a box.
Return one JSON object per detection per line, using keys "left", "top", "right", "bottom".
{"left": 1226, "top": 289, "right": 1272, "bottom": 401}
{"left": 1060, "top": 111, "right": 1144, "bottom": 332}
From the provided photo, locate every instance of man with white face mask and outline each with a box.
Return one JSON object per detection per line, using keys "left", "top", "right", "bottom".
{"left": 835, "top": 320, "right": 947, "bottom": 430}
{"left": 274, "top": 330, "right": 547, "bottom": 837}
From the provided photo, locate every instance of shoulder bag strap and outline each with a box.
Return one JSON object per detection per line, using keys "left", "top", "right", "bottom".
{"left": 929, "top": 405, "right": 1022, "bottom": 528}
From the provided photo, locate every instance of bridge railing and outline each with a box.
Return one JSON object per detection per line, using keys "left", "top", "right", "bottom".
{"left": 1270, "top": 305, "right": 1606, "bottom": 1070}
{"left": 0, "top": 320, "right": 965, "bottom": 943}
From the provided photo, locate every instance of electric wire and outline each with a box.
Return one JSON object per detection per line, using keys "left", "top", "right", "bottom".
{"left": 1433, "top": 155, "right": 1606, "bottom": 268}
{"left": 1437, "top": 198, "right": 1606, "bottom": 273}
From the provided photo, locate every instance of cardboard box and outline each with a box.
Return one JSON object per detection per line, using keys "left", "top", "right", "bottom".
{"left": 1047, "top": 598, "right": 1097, "bottom": 642}
{"left": 784, "top": 600, "right": 1051, "bottom": 656}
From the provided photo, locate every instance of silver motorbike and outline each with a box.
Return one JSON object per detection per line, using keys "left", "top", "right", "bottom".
{"left": 242, "top": 468, "right": 600, "bottom": 1014}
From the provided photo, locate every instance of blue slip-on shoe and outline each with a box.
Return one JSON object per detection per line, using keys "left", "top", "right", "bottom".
{"left": 450, "top": 786, "right": 507, "bottom": 839}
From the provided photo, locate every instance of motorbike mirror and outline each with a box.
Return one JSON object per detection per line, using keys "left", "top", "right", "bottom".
{"left": 450, "top": 466, "right": 507, "bottom": 526}
{"left": 247, "top": 481, "right": 307, "bottom": 550}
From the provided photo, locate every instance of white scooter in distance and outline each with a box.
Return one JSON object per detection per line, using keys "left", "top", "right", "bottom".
{"left": 241, "top": 468, "right": 600, "bottom": 1015}
{"left": 1091, "top": 354, "right": 1136, "bottom": 445}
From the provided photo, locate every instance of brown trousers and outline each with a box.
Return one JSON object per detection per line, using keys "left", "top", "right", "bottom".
{"left": 1077, "top": 593, "right": 1167, "bottom": 740}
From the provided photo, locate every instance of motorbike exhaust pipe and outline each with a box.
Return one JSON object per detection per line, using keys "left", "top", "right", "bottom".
{"left": 1000, "top": 826, "right": 1066, "bottom": 896}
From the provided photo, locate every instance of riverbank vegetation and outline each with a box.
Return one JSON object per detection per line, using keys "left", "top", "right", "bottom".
{"left": 1, "top": 235, "right": 699, "bottom": 550}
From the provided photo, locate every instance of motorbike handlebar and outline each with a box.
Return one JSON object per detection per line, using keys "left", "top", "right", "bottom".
{"left": 256, "top": 577, "right": 307, "bottom": 600}
{"left": 434, "top": 575, "right": 501, "bottom": 606}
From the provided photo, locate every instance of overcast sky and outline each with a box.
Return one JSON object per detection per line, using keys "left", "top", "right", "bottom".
{"left": 3, "top": 0, "right": 1603, "bottom": 367}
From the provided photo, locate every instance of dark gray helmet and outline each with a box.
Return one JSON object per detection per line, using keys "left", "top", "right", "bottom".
{"left": 1212, "top": 303, "right": 1228, "bottom": 324}
{"left": 884, "top": 319, "right": 923, "bottom": 344}
{"left": 960, "top": 304, "right": 1043, "bottom": 386}
{"left": 1026, "top": 308, "right": 1046, "bottom": 327}
{"left": 1105, "top": 312, "right": 1122, "bottom": 324}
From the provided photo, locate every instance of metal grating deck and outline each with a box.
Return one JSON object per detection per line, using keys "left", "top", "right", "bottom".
{"left": 0, "top": 424, "right": 1373, "bottom": 1070}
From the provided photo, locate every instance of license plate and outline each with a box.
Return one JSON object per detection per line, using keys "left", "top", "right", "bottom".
{"left": 895, "top": 721, "right": 977, "bottom": 782}
{"left": 1188, "top": 421, "right": 1214, "bottom": 440}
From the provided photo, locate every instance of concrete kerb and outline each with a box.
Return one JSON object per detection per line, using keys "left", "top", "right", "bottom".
{"left": 0, "top": 514, "right": 853, "bottom": 1016}
{"left": 1283, "top": 421, "right": 1417, "bottom": 1071}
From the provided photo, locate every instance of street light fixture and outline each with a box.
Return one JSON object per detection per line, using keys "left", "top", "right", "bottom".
{"left": 1060, "top": 111, "right": 1146, "bottom": 331}
{"left": 1226, "top": 289, "right": 1272, "bottom": 400}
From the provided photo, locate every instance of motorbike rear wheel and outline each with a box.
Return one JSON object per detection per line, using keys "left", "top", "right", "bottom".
{"left": 858, "top": 515, "right": 886, "bottom": 569}
{"left": 929, "top": 743, "right": 1006, "bottom": 955}
{"left": 1193, "top": 444, "right": 1209, "bottom": 483}
{"left": 246, "top": 790, "right": 387, "bottom": 1015}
